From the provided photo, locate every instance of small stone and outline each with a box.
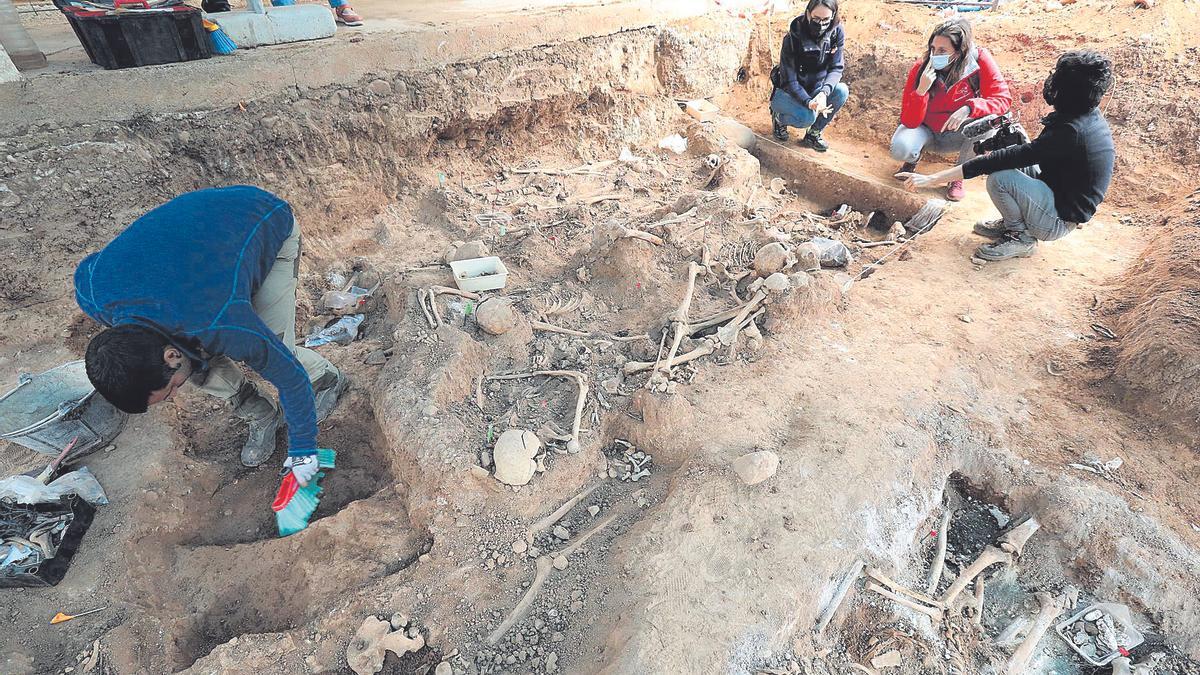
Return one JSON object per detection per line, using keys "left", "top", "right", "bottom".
{"left": 423, "top": 404, "right": 439, "bottom": 417}
{"left": 587, "top": 505, "right": 600, "bottom": 517}
{"left": 553, "top": 555, "right": 569, "bottom": 571}
{"left": 406, "top": 626, "right": 420, "bottom": 639}
{"left": 470, "top": 465, "right": 490, "bottom": 480}
{"left": 435, "top": 662, "right": 453, "bottom": 675}
{"left": 481, "top": 450, "right": 493, "bottom": 468}
{"left": 601, "top": 378, "right": 620, "bottom": 396}
{"left": 731, "top": 450, "right": 780, "bottom": 485}
{"left": 364, "top": 349, "right": 388, "bottom": 365}
{"left": 367, "top": 79, "right": 393, "bottom": 96}
{"left": 958, "top": 314, "right": 973, "bottom": 323}
{"left": 871, "top": 651, "right": 902, "bottom": 669}
{"left": 551, "top": 632, "right": 565, "bottom": 643}
{"left": 390, "top": 613, "right": 409, "bottom": 630}
{"left": 569, "top": 601, "right": 583, "bottom": 613}
{"left": 546, "top": 653, "right": 559, "bottom": 672}
{"left": 223, "top": 509, "right": 233, "bottom": 517}
{"left": 553, "top": 526, "right": 570, "bottom": 540}
{"left": 1084, "top": 610, "right": 1104, "bottom": 622}
{"left": 512, "top": 540, "right": 528, "bottom": 554}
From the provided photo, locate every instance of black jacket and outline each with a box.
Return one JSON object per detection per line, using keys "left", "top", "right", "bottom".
{"left": 775, "top": 16, "right": 845, "bottom": 105}
{"left": 963, "top": 108, "right": 1115, "bottom": 224}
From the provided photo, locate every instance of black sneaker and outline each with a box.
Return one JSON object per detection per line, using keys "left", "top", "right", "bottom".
{"left": 976, "top": 232, "right": 1037, "bottom": 261}
{"left": 772, "top": 116, "right": 789, "bottom": 142}
{"left": 800, "top": 129, "right": 829, "bottom": 153}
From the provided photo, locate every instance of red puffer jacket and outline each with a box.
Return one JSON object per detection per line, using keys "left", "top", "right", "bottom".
{"left": 900, "top": 47, "right": 1012, "bottom": 132}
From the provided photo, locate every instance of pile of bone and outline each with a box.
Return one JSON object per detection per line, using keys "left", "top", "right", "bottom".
{"left": 1066, "top": 608, "right": 1132, "bottom": 663}
{"left": 606, "top": 439, "right": 653, "bottom": 482}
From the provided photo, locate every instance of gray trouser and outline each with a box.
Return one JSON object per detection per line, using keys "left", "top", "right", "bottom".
{"left": 889, "top": 123, "right": 996, "bottom": 164}
{"left": 192, "top": 222, "right": 338, "bottom": 419}
{"left": 986, "top": 169, "right": 1077, "bottom": 242}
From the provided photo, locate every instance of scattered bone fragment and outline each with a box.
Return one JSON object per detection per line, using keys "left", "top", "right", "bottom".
{"left": 867, "top": 582, "right": 944, "bottom": 622}
{"left": 811, "top": 554, "right": 868, "bottom": 634}
{"left": 492, "top": 429, "right": 542, "bottom": 486}
{"left": 731, "top": 450, "right": 779, "bottom": 485}
{"left": 528, "top": 483, "right": 599, "bottom": 544}
{"left": 926, "top": 509, "right": 953, "bottom": 595}
{"left": 475, "top": 297, "right": 518, "bottom": 335}
{"left": 887, "top": 222, "right": 906, "bottom": 241}
{"left": 864, "top": 567, "right": 942, "bottom": 608}
{"left": 346, "top": 616, "right": 425, "bottom": 675}
{"left": 1007, "top": 588, "right": 1078, "bottom": 675}
{"left": 870, "top": 651, "right": 902, "bottom": 669}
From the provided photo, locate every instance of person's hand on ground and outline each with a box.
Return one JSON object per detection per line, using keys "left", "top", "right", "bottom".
{"left": 916, "top": 60, "right": 937, "bottom": 95}
{"left": 808, "top": 91, "right": 828, "bottom": 113}
{"left": 895, "top": 172, "right": 934, "bottom": 191}
{"left": 284, "top": 454, "right": 320, "bottom": 486}
{"left": 942, "top": 105, "right": 972, "bottom": 133}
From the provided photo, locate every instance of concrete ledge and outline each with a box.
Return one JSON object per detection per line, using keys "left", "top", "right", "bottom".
{"left": 213, "top": 5, "right": 336, "bottom": 48}
{"left": 0, "top": 44, "right": 20, "bottom": 84}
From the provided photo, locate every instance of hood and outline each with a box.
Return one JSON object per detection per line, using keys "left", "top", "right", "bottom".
{"left": 954, "top": 47, "right": 981, "bottom": 84}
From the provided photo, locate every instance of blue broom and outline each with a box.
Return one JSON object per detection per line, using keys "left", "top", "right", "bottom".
{"left": 202, "top": 19, "right": 238, "bottom": 55}
{"left": 272, "top": 449, "right": 336, "bottom": 536}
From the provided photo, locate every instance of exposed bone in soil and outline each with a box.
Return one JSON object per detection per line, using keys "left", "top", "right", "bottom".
{"left": 3, "top": 3, "right": 1200, "bottom": 674}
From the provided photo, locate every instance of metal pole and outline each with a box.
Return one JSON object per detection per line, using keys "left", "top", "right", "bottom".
{"left": 0, "top": 0, "right": 48, "bottom": 71}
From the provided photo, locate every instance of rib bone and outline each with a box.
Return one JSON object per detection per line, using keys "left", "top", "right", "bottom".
{"left": 488, "top": 370, "right": 589, "bottom": 453}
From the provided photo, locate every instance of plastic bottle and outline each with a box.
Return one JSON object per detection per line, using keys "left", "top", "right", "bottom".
{"left": 0, "top": 0, "right": 47, "bottom": 71}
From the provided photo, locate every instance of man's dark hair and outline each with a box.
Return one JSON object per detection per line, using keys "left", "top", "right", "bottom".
{"left": 85, "top": 325, "right": 175, "bottom": 414}
{"left": 1044, "top": 50, "right": 1114, "bottom": 116}
{"left": 805, "top": 0, "right": 840, "bottom": 26}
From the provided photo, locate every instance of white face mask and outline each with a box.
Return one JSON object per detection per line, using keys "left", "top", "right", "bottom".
{"left": 930, "top": 53, "right": 952, "bottom": 70}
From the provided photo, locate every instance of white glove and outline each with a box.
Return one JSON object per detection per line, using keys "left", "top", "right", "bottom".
{"left": 284, "top": 454, "right": 320, "bottom": 486}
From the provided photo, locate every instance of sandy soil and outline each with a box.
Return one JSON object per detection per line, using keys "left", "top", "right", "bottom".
{"left": 2, "top": 1, "right": 1200, "bottom": 674}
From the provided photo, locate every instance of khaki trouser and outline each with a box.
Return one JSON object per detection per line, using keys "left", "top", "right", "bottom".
{"left": 193, "top": 223, "right": 338, "bottom": 419}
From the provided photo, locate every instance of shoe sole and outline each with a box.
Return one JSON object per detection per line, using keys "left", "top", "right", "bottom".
{"left": 975, "top": 248, "right": 1036, "bottom": 261}
{"left": 337, "top": 18, "right": 363, "bottom": 25}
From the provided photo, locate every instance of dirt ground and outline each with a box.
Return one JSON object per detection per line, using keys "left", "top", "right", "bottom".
{"left": 2, "top": 1, "right": 1200, "bottom": 674}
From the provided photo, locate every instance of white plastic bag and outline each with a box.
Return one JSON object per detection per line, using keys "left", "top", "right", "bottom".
{"left": 304, "top": 314, "right": 365, "bottom": 347}
{"left": 0, "top": 467, "right": 109, "bottom": 506}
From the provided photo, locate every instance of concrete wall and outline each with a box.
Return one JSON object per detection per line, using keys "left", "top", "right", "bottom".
{"left": 0, "top": 44, "right": 20, "bottom": 84}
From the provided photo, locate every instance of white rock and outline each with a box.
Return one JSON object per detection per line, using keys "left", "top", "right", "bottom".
{"left": 553, "top": 555, "right": 569, "bottom": 571}
{"left": 553, "top": 525, "right": 570, "bottom": 540}
{"left": 435, "top": 662, "right": 453, "bottom": 675}
{"left": 493, "top": 429, "right": 541, "bottom": 486}
{"left": 475, "top": 297, "right": 518, "bottom": 336}
{"left": 732, "top": 450, "right": 779, "bottom": 485}
{"left": 587, "top": 505, "right": 600, "bottom": 517}
{"left": 389, "top": 613, "right": 409, "bottom": 630}
{"left": 512, "top": 540, "right": 528, "bottom": 554}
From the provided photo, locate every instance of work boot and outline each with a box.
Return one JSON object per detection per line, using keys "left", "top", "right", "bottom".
{"left": 972, "top": 218, "right": 1007, "bottom": 238}
{"left": 231, "top": 382, "right": 281, "bottom": 467}
{"left": 896, "top": 161, "right": 918, "bottom": 179}
{"left": 946, "top": 180, "right": 966, "bottom": 202}
{"left": 334, "top": 5, "right": 364, "bottom": 26}
{"left": 772, "top": 116, "right": 789, "bottom": 142}
{"left": 975, "top": 232, "right": 1037, "bottom": 261}
{"left": 313, "top": 370, "right": 349, "bottom": 423}
{"left": 799, "top": 128, "right": 829, "bottom": 152}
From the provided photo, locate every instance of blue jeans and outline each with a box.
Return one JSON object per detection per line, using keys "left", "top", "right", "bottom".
{"left": 986, "top": 169, "right": 1076, "bottom": 242}
{"left": 770, "top": 83, "right": 849, "bottom": 133}
{"left": 889, "top": 124, "right": 997, "bottom": 164}
{"left": 272, "top": 0, "right": 347, "bottom": 7}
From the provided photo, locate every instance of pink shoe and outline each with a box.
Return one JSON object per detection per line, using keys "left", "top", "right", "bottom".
{"left": 946, "top": 180, "right": 965, "bottom": 201}
{"left": 334, "top": 5, "right": 363, "bottom": 26}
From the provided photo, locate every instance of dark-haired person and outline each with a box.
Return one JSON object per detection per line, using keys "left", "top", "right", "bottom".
{"left": 897, "top": 51, "right": 1115, "bottom": 261}
{"left": 769, "top": 0, "right": 849, "bottom": 153}
{"left": 74, "top": 186, "right": 348, "bottom": 483}
{"left": 890, "top": 17, "right": 1012, "bottom": 201}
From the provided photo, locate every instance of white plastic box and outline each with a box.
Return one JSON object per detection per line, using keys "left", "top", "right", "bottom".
{"left": 449, "top": 256, "right": 509, "bottom": 292}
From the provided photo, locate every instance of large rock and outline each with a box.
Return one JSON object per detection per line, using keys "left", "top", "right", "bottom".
{"left": 731, "top": 450, "right": 779, "bottom": 485}
{"left": 493, "top": 429, "right": 542, "bottom": 486}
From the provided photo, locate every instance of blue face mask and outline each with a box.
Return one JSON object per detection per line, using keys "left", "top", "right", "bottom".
{"left": 930, "top": 53, "right": 952, "bottom": 70}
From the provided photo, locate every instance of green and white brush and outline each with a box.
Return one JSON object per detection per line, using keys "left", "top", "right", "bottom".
{"left": 271, "top": 449, "right": 336, "bottom": 537}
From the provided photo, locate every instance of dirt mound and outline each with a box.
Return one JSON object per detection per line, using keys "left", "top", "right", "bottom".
{"left": 1108, "top": 207, "right": 1200, "bottom": 440}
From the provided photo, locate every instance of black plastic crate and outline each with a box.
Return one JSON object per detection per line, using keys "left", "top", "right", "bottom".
{"left": 0, "top": 496, "right": 96, "bottom": 588}
{"left": 59, "top": 3, "right": 212, "bottom": 70}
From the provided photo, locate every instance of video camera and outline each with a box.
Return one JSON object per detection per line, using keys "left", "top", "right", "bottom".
{"left": 961, "top": 113, "right": 1031, "bottom": 155}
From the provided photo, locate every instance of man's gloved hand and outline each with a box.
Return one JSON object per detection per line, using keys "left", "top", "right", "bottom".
{"left": 284, "top": 454, "right": 320, "bottom": 486}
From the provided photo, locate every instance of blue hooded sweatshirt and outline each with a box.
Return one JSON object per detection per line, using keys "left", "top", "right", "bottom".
{"left": 74, "top": 186, "right": 318, "bottom": 457}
